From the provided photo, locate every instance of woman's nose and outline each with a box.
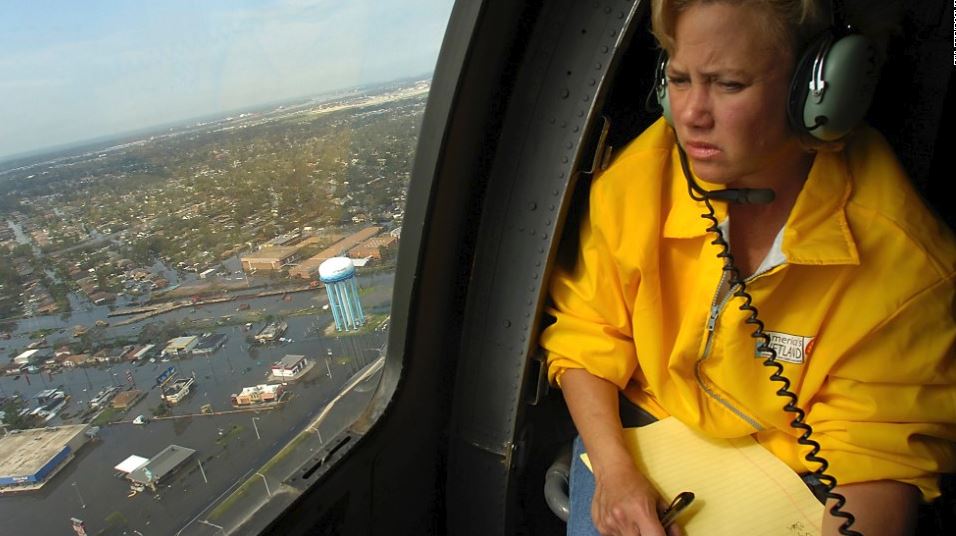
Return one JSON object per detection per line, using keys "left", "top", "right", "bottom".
{"left": 679, "top": 84, "right": 713, "bottom": 130}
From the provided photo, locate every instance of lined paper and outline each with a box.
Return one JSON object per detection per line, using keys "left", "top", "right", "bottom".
{"left": 582, "top": 417, "right": 823, "bottom": 535}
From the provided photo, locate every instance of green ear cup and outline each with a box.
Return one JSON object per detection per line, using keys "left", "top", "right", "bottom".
{"left": 788, "top": 32, "right": 879, "bottom": 141}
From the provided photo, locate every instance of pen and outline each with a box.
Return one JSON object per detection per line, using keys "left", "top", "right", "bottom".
{"left": 659, "top": 491, "right": 695, "bottom": 527}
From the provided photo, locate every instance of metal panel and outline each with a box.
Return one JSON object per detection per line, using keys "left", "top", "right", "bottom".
{"left": 447, "top": 1, "right": 644, "bottom": 533}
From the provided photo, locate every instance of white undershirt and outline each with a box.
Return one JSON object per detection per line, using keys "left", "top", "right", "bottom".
{"left": 715, "top": 219, "right": 787, "bottom": 300}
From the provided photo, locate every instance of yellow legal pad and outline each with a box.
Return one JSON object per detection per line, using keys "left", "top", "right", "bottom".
{"left": 582, "top": 417, "right": 823, "bottom": 536}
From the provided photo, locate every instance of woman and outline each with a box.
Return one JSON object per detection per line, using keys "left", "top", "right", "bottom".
{"left": 540, "top": 1, "right": 955, "bottom": 535}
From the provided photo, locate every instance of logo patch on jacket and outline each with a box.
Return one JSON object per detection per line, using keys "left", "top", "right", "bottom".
{"left": 755, "top": 331, "right": 815, "bottom": 364}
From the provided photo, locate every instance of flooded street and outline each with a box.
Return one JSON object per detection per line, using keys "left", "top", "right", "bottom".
{"left": 2, "top": 270, "right": 393, "bottom": 408}
{"left": 0, "top": 267, "right": 394, "bottom": 535}
{"left": 0, "top": 356, "right": 384, "bottom": 536}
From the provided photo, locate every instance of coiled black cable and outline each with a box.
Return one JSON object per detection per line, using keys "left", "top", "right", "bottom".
{"left": 678, "top": 147, "right": 861, "bottom": 535}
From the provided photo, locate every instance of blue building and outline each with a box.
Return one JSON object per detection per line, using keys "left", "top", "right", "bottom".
{"left": 319, "top": 257, "right": 366, "bottom": 331}
{"left": 0, "top": 424, "right": 91, "bottom": 492}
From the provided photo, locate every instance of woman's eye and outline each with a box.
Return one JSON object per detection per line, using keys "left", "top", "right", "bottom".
{"left": 718, "top": 81, "right": 744, "bottom": 91}
{"left": 666, "top": 76, "right": 688, "bottom": 87}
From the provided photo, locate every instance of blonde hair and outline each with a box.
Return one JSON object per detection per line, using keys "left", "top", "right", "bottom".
{"left": 649, "top": 0, "right": 902, "bottom": 151}
{"left": 650, "top": 0, "right": 828, "bottom": 57}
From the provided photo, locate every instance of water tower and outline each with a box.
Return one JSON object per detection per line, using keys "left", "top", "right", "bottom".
{"left": 318, "top": 257, "right": 366, "bottom": 331}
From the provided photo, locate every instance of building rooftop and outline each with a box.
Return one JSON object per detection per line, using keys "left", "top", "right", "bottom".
{"left": 195, "top": 333, "right": 227, "bottom": 350}
{"left": 255, "top": 321, "right": 287, "bottom": 341}
{"left": 114, "top": 455, "right": 149, "bottom": 474}
{"left": 165, "top": 335, "right": 197, "bottom": 347}
{"left": 240, "top": 245, "right": 301, "bottom": 263}
{"left": 238, "top": 384, "right": 282, "bottom": 397}
{"left": 162, "top": 377, "right": 194, "bottom": 396}
{"left": 262, "top": 232, "right": 301, "bottom": 247}
{"left": 275, "top": 354, "right": 306, "bottom": 368}
{"left": 128, "top": 445, "right": 196, "bottom": 485}
{"left": 132, "top": 344, "right": 156, "bottom": 358}
{"left": 0, "top": 425, "right": 88, "bottom": 480}
{"left": 14, "top": 349, "right": 41, "bottom": 360}
{"left": 356, "top": 234, "right": 398, "bottom": 248}
{"left": 289, "top": 226, "right": 381, "bottom": 278}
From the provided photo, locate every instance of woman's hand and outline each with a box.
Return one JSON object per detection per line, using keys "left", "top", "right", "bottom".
{"left": 591, "top": 459, "right": 683, "bottom": 536}
{"left": 560, "top": 369, "right": 684, "bottom": 535}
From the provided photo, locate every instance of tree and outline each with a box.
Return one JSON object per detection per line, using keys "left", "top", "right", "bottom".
{"left": 1, "top": 397, "right": 35, "bottom": 430}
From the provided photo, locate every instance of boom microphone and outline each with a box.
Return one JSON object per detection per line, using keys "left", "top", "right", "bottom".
{"left": 676, "top": 144, "right": 776, "bottom": 205}
{"left": 704, "top": 188, "right": 775, "bottom": 204}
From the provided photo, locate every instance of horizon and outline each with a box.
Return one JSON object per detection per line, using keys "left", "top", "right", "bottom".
{"left": 0, "top": 0, "right": 454, "bottom": 162}
{"left": 0, "top": 74, "right": 432, "bottom": 169}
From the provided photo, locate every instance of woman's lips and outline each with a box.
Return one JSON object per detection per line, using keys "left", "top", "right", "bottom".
{"left": 683, "top": 141, "right": 720, "bottom": 160}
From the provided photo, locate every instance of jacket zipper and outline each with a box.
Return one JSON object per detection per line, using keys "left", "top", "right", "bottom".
{"left": 695, "top": 262, "right": 783, "bottom": 432}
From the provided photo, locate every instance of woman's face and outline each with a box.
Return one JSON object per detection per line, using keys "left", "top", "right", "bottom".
{"left": 666, "top": 2, "right": 805, "bottom": 188}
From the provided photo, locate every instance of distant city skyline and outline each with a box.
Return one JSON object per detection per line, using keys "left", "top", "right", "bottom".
{"left": 0, "top": 0, "right": 455, "bottom": 161}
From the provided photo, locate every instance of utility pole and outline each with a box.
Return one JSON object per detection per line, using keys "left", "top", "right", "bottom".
{"left": 197, "top": 519, "right": 225, "bottom": 535}
{"left": 82, "top": 367, "right": 92, "bottom": 390}
{"left": 197, "top": 458, "right": 208, "bottom": 484}
{"left": 72, "top": 481, "right": 86, "bottom": 509}
{"left": 255, "top": 472, "right": 271, "bottom": 497}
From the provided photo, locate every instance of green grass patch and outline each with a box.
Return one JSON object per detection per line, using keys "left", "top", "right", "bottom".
{"left": 346, "top": 313, "right": 389, "bottom": 336}
{"left": 95, "top": 511, "right": 129, "bottom": 533}
{"left": 208, "top": 431, "right": 309, "bottom": 521}
{"left": 91, "top": 406, "right": 125, "bottom": 426}
{"left": 29, "top": 328, "right": 58, "bottom": 339}
{"left": 320, "top": 312, "right": 388, "bottom": 338}
{"left": 208, "top": 478, "right": 252, "bottom": 521}
{"left": 259, "top": 431, "right": 308, "bottom": 474}
{"left": 104, "top": 511, "right": 128, "bottom": 527}
{"left": 215, "top": 424, "right": 245, "bottom": 446}
{"left": 288, "top": 306, "right": 319, "bottom": 318}
{"left": 151, "top": 402, "right": 170, "bottom": 417}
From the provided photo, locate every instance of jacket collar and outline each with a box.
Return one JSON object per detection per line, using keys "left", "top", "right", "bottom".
{"left": 781, "top": 149, "right": 859, "bottom": 265}
{"left": 662, "top": 143, "right": 859, "bottom": 266}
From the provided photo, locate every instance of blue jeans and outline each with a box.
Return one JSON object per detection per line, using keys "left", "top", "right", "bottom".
{"left": 568, "top": 435, "right": 601, "bottom": 536}
{"left": 567, "top": 399, "right": 658, "bottom": 535}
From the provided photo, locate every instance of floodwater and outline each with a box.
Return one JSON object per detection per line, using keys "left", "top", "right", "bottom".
{"left": 1, "top": 271, "right": 394, "bottom": 410}
{"left": 0, "top": 353, "right": 384, "bottom": 536}
{"left": 0, "top": 267, "right": 395, "bottom": 535}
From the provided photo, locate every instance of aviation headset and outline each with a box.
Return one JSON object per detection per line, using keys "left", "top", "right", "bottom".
{"left": 653, "top": 0, "right": 880, "bottom": 142}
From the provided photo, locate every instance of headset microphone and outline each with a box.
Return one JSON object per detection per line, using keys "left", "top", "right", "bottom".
{"left": 676, "top": 144, "right": 776, "bottom": 205}
{"left": 704, "top": 187, "right": 775, "bottom": 205}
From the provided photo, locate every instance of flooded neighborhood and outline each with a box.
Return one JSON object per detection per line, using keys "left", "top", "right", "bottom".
{"left": 1, "top": 78, "right": 423, "bottom": 534}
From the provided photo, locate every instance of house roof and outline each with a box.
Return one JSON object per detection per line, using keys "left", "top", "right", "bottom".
{"left": 114, "top": 455, "right": 149, "bottom": 474}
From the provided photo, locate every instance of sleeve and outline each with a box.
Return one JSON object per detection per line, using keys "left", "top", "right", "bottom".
{"left": 805, "top": 276, "right": 956, "bottom": 500}
{"left": 539, "top": 171, "right": 639, "bottom": 391}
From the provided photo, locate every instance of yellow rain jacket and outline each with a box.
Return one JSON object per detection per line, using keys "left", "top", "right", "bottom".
{"left": 541, "top": 118, "right": 956, "bottom": 499}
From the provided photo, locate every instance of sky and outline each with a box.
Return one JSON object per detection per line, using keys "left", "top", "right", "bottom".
{"left": 0, "top": 0, "right": 455, "bottom": 161}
